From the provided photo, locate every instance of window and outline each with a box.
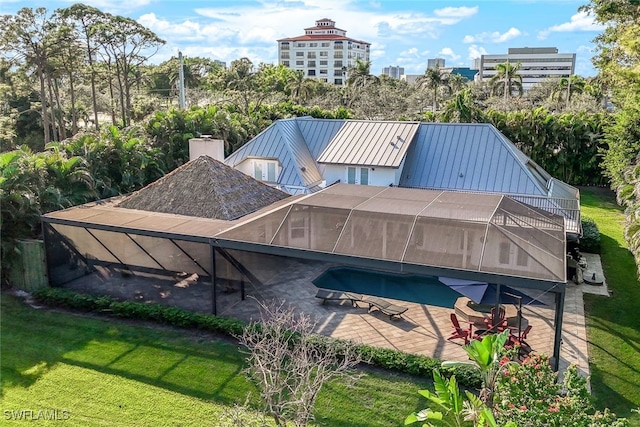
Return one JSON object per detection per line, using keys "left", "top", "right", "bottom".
{"left": 334, "top": 78, "right": 343, "bottom": 85}
{"left": 290, "top": 217, "right": 307, "bottom": 239}
{"left": 296, "top": 60, "right": 304, "bottom": 66}
{"left": 253, "top": 160, "right": 278, "bottom": 182}
{"left": 321, "top": 42, "right": 330, "bottom": 47}
{"left": 282, "top": 61, "right": 289, "bottom": 67}
{"left": 334, "top": 61, "right": 343, "bottom": 67}
{"left": 280, "top": 52, "right": 289, "bottom": 59}
{"left": 499, "top": 242, "right": 510, "bottom": 264}
{"left": 319, "top": 69, "right": 327, "bottom": 75}
{"left": 296, "top": 42, "right": 306, "bottom": 47}
{"left": 308, "top": 70, "right": 316, "bottom": 76}
{"left": 309, "top": 42, "right": 317, "bottom": 47}
{"left": 347, "top": 167, "right": 356, "bottom": 184}
{"left": 307, "top": 61, "right": 316, "bottom": 67}
{"left": 516, "top": 247, "right": 528, "bottom": 267}
{"left": 346, "top": 166, "right": 370, "bottom": 185}
{"left": 319, "top": 51, "right": 328, "bottom": 57}
{"left": 360, "top": 167, "right": 369, "bottom": 185}
{"left": 320, "top": 60, "right": 328, "bottom": 66}
{"left": 296, "top": 52, "right": 304, "bottom": 57}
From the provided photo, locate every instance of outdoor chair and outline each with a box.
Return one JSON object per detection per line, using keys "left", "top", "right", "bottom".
{"left": 448, "top": 313, "right": 473, "bottom": 345}
{"left": 507, "top": 324, "right": 532, "bottom": 347}
{"left": 315, "top": 288, "right": 363, "bottom": 307}
{"left": 361, "top": 295, "right": 408, "bottom": 320}
{"left": 483, "top": 306, "right": 508, "bottom": 333}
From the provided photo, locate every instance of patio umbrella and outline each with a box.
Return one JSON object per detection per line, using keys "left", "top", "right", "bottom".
{"left": 437, "top": 277, "right": 544, "bottom": 306}
{"left": 438, "top": 277, "right": 546, "bottom": 337}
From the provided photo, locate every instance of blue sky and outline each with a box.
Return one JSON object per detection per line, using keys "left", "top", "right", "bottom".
{"left": 2, "top": 0, "right": 604, "bottom": 76}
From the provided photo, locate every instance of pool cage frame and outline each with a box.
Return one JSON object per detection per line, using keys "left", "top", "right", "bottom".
{"left": 42, "top": 184, "right": 568, "bottom": 369}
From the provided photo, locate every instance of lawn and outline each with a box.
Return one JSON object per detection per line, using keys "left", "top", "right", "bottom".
{"left": 0, "top": 294, "right": 433, "bottom": 426}
{"left": 580, "top": 188, "right": 640, "bottom": 424}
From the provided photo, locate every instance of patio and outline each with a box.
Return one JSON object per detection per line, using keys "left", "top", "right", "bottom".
{"left": 62, "top": 253, "right": 575, "bottom": 370}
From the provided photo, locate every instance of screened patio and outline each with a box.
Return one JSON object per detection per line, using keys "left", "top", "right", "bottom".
{"left": 42, "top": 183, "right": 567, "bottom": 368}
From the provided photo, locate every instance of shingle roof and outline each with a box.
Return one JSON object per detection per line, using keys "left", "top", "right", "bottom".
{"left": 117, "top": 156, "right": 289, "bottom": 220}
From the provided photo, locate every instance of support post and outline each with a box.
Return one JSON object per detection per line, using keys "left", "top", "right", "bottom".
{"left": 241, "top": 277, "right": 245, "bottom": 301}
{"left": 552, "top": 288, "right": 566, "bottom": 371}
{"left": 211, "top": 245, "right": 217, "bottom": 316}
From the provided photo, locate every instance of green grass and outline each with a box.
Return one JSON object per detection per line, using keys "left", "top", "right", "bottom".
{"left": 0, "top": 294, "right": 433, "bottom": 426}
{"left": 580, "top": 188, "right": 640, "bottom": 424}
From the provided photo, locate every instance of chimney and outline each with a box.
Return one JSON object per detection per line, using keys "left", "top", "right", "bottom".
{"left": 188, "top": 135, "right": 225, "bottom": 161}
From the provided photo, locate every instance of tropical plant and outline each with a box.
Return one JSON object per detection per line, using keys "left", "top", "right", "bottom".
{"left": 441, "top": 89, "right": 485, "bottom": 123}
{"left": 405, "top": 370, "right": 496, "bottom": 427}
{"left": 442, "top": 330, "right": 510, "bottom": 411}
{"left": 489, "top": 62, "right": 523, "bottom": 99}
{"left": 417, "top": 65, "right": 452, "bottom": 113}
{"left": 550, "top": 75, "right": 587, "bottom": 107}
{"left": 494, "top": 354, "right": 627, "bottom": 426}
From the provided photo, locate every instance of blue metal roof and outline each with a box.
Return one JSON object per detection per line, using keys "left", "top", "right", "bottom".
{"left": 226, "top": 118, "right": 578, "bottom": 203}
{"left": 399, "top": 123, "right": 549, "bottom": 196}
{"left": 224, "top": 117, "right": 323, "bottom": 188}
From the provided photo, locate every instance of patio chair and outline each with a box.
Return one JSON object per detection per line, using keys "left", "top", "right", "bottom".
{"left": 315, "top": 288, "right": 363, "bottom": 307}
{"left": 361, "top": 295, "right": 408, "bottom": 319}
{"left": 507, "top": 324, "right": 532, "bottom": 347}
{"left": 483, "top": 306, "right": 508, "bottom": 333}
{"left": 448, "top": 313, "right": 473, "bottom": 345}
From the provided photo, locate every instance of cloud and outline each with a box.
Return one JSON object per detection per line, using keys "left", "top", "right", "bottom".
{"left": 433, "top": 6, "right": 479, "bottom": 18}
{"left": 538, "top": 11, "right": 605, "bottom": 40}
{"left": 463, "top": 27, "right": 521, "bottom": 44}
{"left": 438, "top": 47, "right": 461, "bottom": 61}
{"left": 59, "top": 0, "right": 152, "bottom": 14}
{"left": 467, "top": 45, "right": 487, "bottom": 61}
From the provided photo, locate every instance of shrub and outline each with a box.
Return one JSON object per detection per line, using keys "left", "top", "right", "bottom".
{"left": 580, "top": 216, "right": 601, "bottom": 253}
{"left": 494, "top": 354, "right": 627, "bottom": 426}
{"left": 30, "top": 287, "right": 480, "bottom": 387}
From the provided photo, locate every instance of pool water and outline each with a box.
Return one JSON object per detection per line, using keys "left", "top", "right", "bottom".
{"left": 313, "top": 266, "right": 462, "bottom": 308}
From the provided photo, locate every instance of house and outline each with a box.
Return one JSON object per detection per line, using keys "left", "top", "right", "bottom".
{"left": 223, "top": 117, "right": 580, "bottom": 237}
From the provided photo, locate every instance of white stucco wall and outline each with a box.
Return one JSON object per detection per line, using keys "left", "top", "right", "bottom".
{"left": 323, "top": 164, "right": 399, "bottom": 187}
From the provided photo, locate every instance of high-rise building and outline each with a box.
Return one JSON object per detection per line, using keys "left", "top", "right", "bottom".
{"left": 427, "top": 58, "right": 446, "bottom": 69}
{"left": 382, "top": 66, "right": 404, "bottom": 79}
{"left": 277, "top": 18, "right": 371, "bottom": 86}
{"left": 477, "top": 47, "right": 576, "bottom": 91}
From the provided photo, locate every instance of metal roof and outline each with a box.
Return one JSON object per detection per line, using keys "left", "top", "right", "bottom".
{"left": 317, "top": 121, "right": 420, "bottom": 167}
{"left": 399, "top": 123, "right": 549, "bottom": 195}
{"left": 224, "top": 118, "right": 323, "bottom": 188}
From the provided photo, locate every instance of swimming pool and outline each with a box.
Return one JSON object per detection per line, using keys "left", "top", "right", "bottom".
{"left": 313, "top": 266, "right": 462, "bottom": 308}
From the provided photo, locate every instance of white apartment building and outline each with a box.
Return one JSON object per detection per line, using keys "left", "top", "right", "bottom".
{"left": 477, "top": 47, "right": 576, "bottom": 91}
{"left": 382, "top": 66, "right": 404, "bottom": 79}
{"left": 277, "top": 18, "right": 371, "bottom": 85}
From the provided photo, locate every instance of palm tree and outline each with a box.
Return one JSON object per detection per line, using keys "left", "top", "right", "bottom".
{"left": 346, "top": 59, "right": 378, "bottom": 87}
{"left": 489, "top": 62, "right": 523, "bottom": 99}
{"left": 285, "top": 70, "right": 313, "bottom": 104}
{"left": 417, "top": 65, "right": 452, "bottom": 113}
{"left": 551, "top": 75, "right": 586, "bottom": 107}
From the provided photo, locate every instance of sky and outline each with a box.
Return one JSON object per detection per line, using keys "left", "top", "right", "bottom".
{"left": 1, "top": 0, "right": 604, "bottom": 76}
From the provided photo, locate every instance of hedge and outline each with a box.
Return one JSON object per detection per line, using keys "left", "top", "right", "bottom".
{"left": 30, "top": 287, "right": 481, "bottom": 388}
